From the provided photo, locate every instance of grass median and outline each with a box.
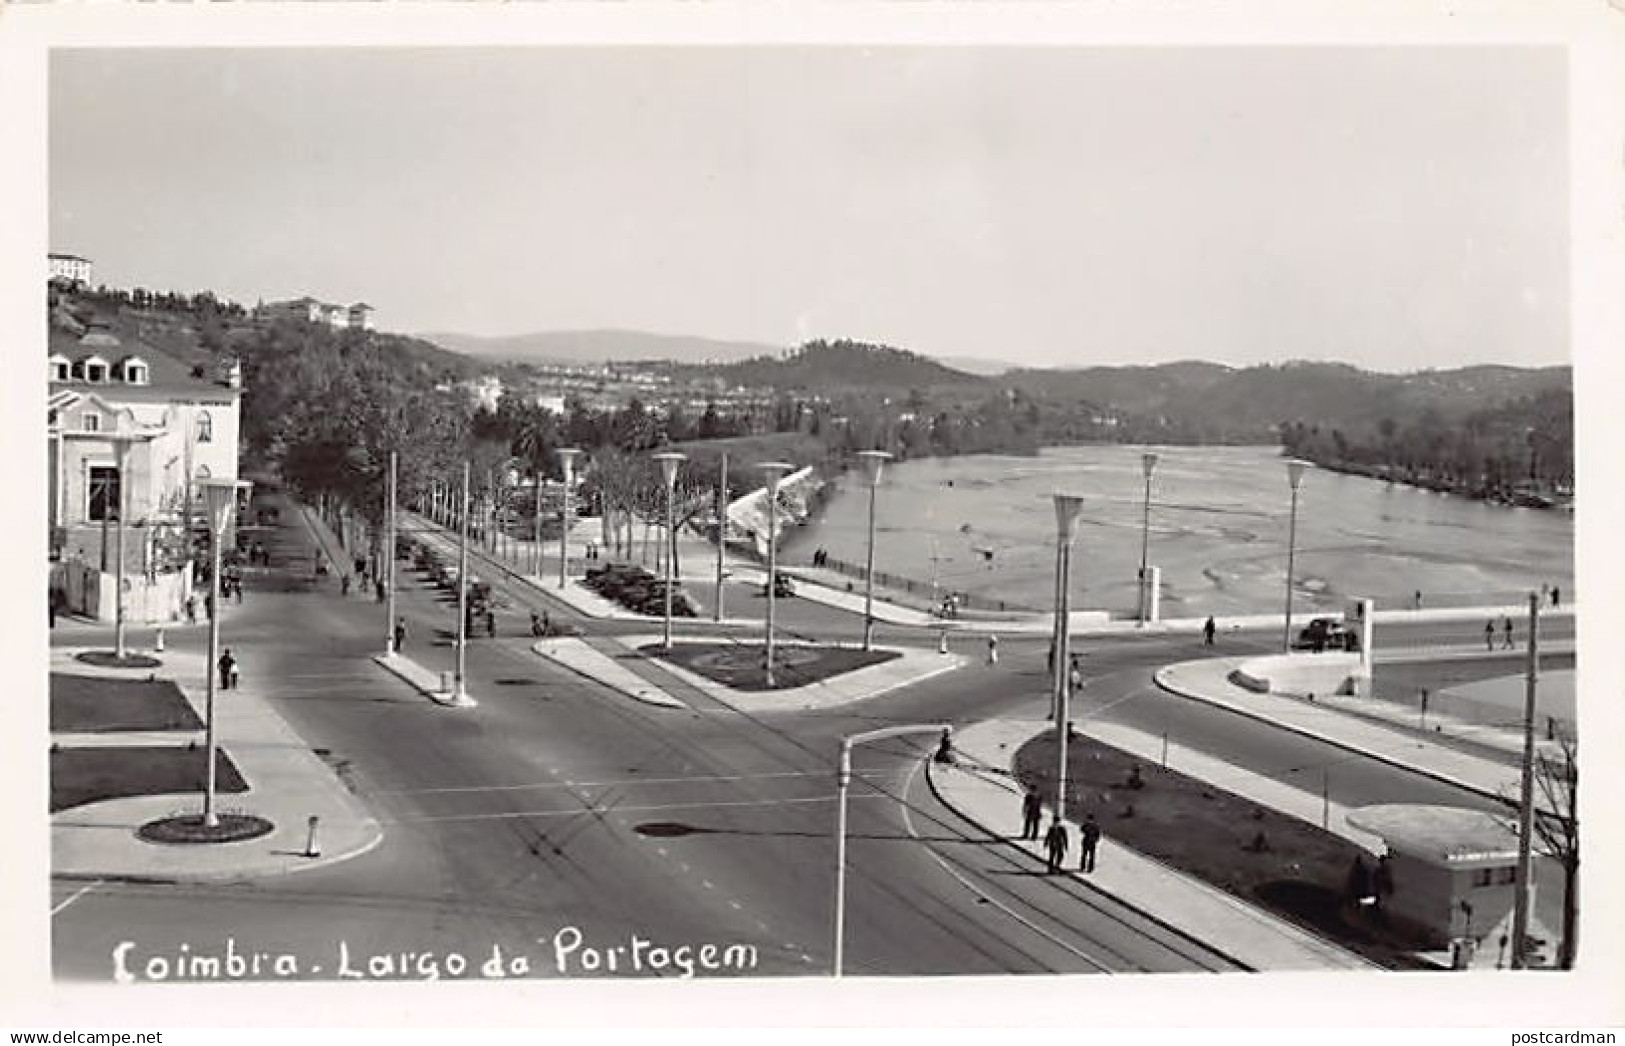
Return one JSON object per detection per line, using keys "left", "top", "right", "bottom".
{"left": 52, "top": 746, "right": 248, "bottom": 813}
{"left": 1015, "top": 729, "right": 1438, "bottom": 969}
{"left": 644, "top": 641, "right": 899, "bottom": 691}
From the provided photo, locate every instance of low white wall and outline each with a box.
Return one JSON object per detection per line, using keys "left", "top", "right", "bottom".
{"left": 61, "top": 561, "right": 192, "bottom": 624}
{"left": 1232, "top": 652, "right": 1361, "bottom": 698}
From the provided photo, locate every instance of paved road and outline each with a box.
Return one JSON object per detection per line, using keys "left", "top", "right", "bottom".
{"left": 52, "top": 494, "right": 1236, "bottom": 981}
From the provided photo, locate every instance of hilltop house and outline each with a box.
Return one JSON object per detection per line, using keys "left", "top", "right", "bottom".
{"left": 48, "top": 252, "right": 93, "bottom": 288}
{"left": 48, "top": 324, "right": 243, "bottom": 621}
{"left": 260, "top": 296, "right": 375, "bottom": 331}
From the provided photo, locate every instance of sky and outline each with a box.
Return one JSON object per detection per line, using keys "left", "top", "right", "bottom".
{"left": 49, "top": 45, "right": 1569, "bottom": 371}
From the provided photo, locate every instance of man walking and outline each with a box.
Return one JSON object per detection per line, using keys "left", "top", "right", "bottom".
{"left": 1502, "top": 615, "right": 1514, "bottom": 650}
{"left": 1021, "top": 785, "right": 1043, "bottom": 841}
{"left": 393, "top": 617, "right": 407, "bottom": 654}
{"left": 1203, "top": 616, "right": 1216, "bottom": 646}
{"left": 1079, "top": 814, "right": 1102, "bottom": 872}
{"left": 1043, "top": 818, "right": 1069, "bottom": 875}
{"left": 218, "top": 648, "right": 236, "bottom": 690}
{"left": 1485, "top": 618, "right": 1495, "bottom": 651}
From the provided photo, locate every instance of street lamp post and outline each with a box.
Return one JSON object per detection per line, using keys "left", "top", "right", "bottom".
{"left": 1052, "top": 494, "right": 1085, "bottom": 826}
{"left": 833, "top": 723, "right": 952, "bottom": 977}
{"left": 1283, "top": 459, "right": 1310, "bottom": 652}
{"left": 108, "top": 425, "right": 155, "bottom": 661}
{"left": 198, "top": 478, "right": 251, "bottom": 828}
{"left": 652, "top": 452, "right": 686, "bottom": 651}
{"left": 385, "top": 450, "right": 398, "bottom": 656}
{"left": 1138, "top": 451, "right": 1159, "bottom": 626}
{"left": 714, "top": 452, "right": 728, "bottom": 623}
{"left": 857, "top": 451, "right": 891, "bottom": 652}
{"left": 758, "top": 462, "right": 793, "bottom": 688}
{"left": 453, "top": 461, "right": 473, "bottom": 706}
{"left": 556, "top": 448, "right": 581, "bottom": 587}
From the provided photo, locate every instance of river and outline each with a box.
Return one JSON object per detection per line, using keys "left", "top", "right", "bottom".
{"left": 797, "top": 445, "right": 1575, "bottom": 619}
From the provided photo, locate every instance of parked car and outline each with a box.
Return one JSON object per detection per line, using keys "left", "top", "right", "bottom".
{"left": 1294, "top": 616, "right": 1355, "bottom": 652}
{"left": 761, "top": 572, "right": 796, "bottom": 598}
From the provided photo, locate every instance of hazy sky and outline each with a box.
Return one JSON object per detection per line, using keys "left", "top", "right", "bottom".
{"left": 50, "top": 46, "right": 1568, "bottom": 371}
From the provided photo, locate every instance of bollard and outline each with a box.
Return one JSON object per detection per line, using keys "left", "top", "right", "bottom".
{"left": 154, "top": 627, "right": 165, "bottom": 652}
{"left": 304, "top": 815, "right": 321, "bottom": 858}
{"left": 938, "top": 630, "right": 948, "bottom": 655}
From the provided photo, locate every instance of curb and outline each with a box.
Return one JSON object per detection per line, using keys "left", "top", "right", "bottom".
{"left": 922, "top": 734, "right": 1256, "bottom": 973}
{"left": 1153, "top": 664, "right": 1513, "bottom": 808}
{"left": 530, "top": 639, "right": 688, "bottom": 710}
{"left": 371, "top": 654, "right": 478, "bottom": 708}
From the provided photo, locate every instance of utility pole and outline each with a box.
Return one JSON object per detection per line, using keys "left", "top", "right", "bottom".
{"left": 1511, "top": 591, "right": 1540, "bottom": 969}
{"left": 714, "top": 452, "right": 727, "bottom": 623}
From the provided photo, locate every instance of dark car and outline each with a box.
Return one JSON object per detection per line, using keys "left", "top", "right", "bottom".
{"left": 1295, "top": 616, "right": 1355, "bottom": 652}
{"left": 761, "top": 573, "right": 796, "bottom": 598}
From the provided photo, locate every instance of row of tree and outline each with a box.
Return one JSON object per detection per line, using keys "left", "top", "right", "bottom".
{"left": 1279, "top": 387, "right": 1574, "bottom": 503}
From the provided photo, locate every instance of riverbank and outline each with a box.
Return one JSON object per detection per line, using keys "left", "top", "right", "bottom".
{"left": 1293, "top": 457, "right": 1573, "bottom": 512}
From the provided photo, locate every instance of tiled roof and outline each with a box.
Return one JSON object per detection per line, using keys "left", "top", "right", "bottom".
{"left": 48, "top": 327, "right": 238, "bottom": 399}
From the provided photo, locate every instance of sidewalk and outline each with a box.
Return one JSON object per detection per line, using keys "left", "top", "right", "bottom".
{"left": 51, "top": 643, "right": 383, "bottom": 882}
{"left": 1154, "top": 656, "right": 1561, "bottom": 813}
{"left": 926, "top": 718, "right": 1376, "bottom": 971}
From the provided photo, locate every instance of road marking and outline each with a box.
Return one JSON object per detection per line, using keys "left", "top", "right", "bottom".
{"left": 386, "top": 792, "right": 887, "bottom": 824}
{"left": 51, "top": 880, "right": 101, "bottom": 916}
{"left": 375, "top": 768, "right": 868, "bottom": 797}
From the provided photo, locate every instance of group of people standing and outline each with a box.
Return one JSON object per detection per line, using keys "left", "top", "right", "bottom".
{"left": 1021, "top": 785, "right": 1102, "bottom": 874}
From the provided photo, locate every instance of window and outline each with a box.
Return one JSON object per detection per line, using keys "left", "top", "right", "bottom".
{"left": 196, "top": 411, "right": 213, "bottom": 443}
{"left": 81, "top": 413, "right": 100, "bottom": 433}
{"left": 1471, "top": 868, "right": 1494, "bottom": 888}
{"left": 87, "top": 465, "right": 120, "bottom": 522}
{"left": 49, "top": 356, "right": 70, "bottom": 381}
{"left": 1496, "top": 866, "right": 1517, "bottom": 885}
{"left": 123, "top": 362, "right": 148, "bottom": 385}
{"left": 85, "top": 361, "right": 107, "bottom": 383}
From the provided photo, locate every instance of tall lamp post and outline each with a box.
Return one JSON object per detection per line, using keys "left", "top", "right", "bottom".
{"left": 833, "top": 723, "right": 951, "bottom": 977}
{"left": 1138, "top": 451, "right": 1159, "bottom": 626}
{"left": 651, "top": 452, "right": 686, "bottom": 650}
{"left": 857, "top": 450, "right": 891, "bottom": 651}
{"left": 758, "top": 461, "right": 793, "bottom": 688}
{"left": 109, "top": 425, "right": 154, "bottom": 661}
{"left": 555, "top": 448, "right": 581, "bottom": 587}
{"left": 1052, "top": 494, "right": 1085, "bottom": 826}
{"left": 714, "top": 452, "right": 729, "bottom": 623}
{"left": 197, "top": 478, "right": 251, "bottom": 828}
{"left": 452, "top": 462, "right": 474, "bottom": 707}
{"left": 385, "top": 450, "right": 398, "bottom": 656}
{"left": 1282, "top": 459, "right": 1310, "bottom": 652}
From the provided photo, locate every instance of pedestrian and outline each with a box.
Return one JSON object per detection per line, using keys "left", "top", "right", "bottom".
{"left": 1079, "top": 814, "right": 1101, "bottom": 872}
{"left": 1043, "top": 818, "right": 1069, "bottom": 874}
{"left": 1021, "top": 785, "right": 1043, "bottom": 841}
{"left": 486, "top": 609, "right": 497, "bottom": 638}
{"left": 393, "top": 617, "right": 407, "bottom": 653}
{"left": 185, "top": 595, "right": 197, "bottom": 625}
{"left": 986, "top": 634, "right": 999, "bottom": 665}
{"left": 233, "top": 574, "right": 244, "bottom": 604}
{"left": 1503, "top": 615, "right": 1514, "bottom": 649}
{"left": 1068, "top": 654, "right": 1083, "bottom": 692}
{"left": 375, "top": 578, "right": 386, "bottom": 603}
{"left": 229, "top": 659, "right": 241, "bottom": 690}
{"left": 1485, "top": 618, "right": 1495, "bottom": 651}
{"left": 1413, "top": 590, "right": 1423, "bottom": 611}
{"left": 1203, "top": 616, "right": 1216, "bottom": 646}
{"left": 1551, "top": 586, "right": 1560, "bottom": 607}
{"left": 218, "top": 648, "right": 236, "bottom": 690}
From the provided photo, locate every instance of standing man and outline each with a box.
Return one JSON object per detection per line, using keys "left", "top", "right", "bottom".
{"left": 1021, "top": 785, "right": 1043, "bottom": 841}
{"left": 1485, "top": 618, "right": 1496, "bottom": 651}
{"left": 218, "top": 648, "right": 236, "bottom": 690}
{"left": 393, "top": 617, "right": 407, "bottom": 654}
{"left": 1043, "top": 818, "right": 1069, "bottom": 875}
{"left": 1203, "top": 616, "right": 1216, "bottom": 646}
{"left": 1502, "top": 615, "right": 1514, "bottom": 650}
{"left": 1079, "top": 814, "right": 1102, "bottom": 872}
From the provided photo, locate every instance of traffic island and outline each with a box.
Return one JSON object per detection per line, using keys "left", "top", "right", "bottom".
{"left": 51, "top": 746, "right": 248, "bottom": 814}
{"left": 75, "top": 650, "right": 163, "bottom": 670}
{"left": 640, "top": 641, "right": 899, "bottom": 691}
{"left": 137, "top": 812, "right": 275, "bottom": 845}
{"left": 1015, "top": 730, "right": 1438, "bottom": 969}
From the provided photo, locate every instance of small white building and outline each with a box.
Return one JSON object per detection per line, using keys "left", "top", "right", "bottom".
{"left": 48, "top": 252, "right": 93, "bottom": 287}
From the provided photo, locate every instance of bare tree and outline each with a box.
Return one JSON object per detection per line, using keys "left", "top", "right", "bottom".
{"left": 1498, "top": 724, "right": 1579, "bottom": 969}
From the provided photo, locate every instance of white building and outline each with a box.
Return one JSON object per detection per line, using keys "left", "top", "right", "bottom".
{"left": 48, "top": 252, "right": 93, "bottom": 287}
{"left": 261, "top": 296, "right": 375, "bottom": 331}
{"left": 48, "top": 325, "right": 243, "bottom": 618}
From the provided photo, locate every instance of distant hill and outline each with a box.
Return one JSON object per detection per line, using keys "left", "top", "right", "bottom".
{"left": 1000, "top": 359, "right": 1572, "bottom": 443}
{"left": 420, "top": 329, "right": 786, "bottom": 367}
{"left": 669, "top": 338, "right": 988, "bottom": 393}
